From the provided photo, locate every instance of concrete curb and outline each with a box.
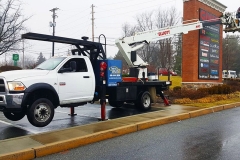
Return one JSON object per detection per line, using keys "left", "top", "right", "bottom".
{"left": 0, "top": 103, "right": 240, "bottom": 159}
{"left": 34, "top": 124, "right": 137, "bottom": 157}
{"left": 0, "top": 149, "right": 35, "bottom": 160}
{"left": 137, "top": 113, "right": 190, "bottom": 131}
{"left": 212, "top": 105, "right": 224, "bottom": 112}
{"left": 189, "top": 108, "right": 213, "bottom": 118}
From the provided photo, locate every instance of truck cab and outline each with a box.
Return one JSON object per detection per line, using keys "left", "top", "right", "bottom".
{"left": 222, "top": 70, "right": 237, "bottom": 79}
{"left": 0, "top": 55, "right": 95, "bottom": 127}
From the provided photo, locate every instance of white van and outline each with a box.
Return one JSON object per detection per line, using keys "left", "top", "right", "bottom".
{"left": 222, "top": 70, "right": 237, "bottom": 78}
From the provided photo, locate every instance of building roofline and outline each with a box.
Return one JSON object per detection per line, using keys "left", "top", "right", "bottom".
{"left": 183, "top": 0, "right": 227, "bottom": 13}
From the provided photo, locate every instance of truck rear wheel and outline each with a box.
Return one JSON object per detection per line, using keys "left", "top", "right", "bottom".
{"left": 27, "top": 98, "right": 54, "bottom": 127}
{"left": 136, "top": 91, "right": 152, "bottom": 111}
{"left": 3, "top": 111, "right": 25, "bottom": 121}
{"left": 108, "top": 99, "right": 124, "bottom": 108}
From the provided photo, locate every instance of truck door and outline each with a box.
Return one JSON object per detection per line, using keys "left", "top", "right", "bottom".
{"left": 57, "top": 58, "right": 94, "bottom": 104}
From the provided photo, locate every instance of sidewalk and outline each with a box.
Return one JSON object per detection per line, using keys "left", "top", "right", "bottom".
{"left": 0, "top": 103, "right": 239, "bottom": 160}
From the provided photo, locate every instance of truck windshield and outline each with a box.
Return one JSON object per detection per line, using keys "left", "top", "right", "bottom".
{"left": 35, "top": 57, "right": 66, "bottom": 70}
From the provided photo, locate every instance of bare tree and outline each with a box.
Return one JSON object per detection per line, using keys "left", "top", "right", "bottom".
{"left": 222, "top": 35, "right": 240, "bottom": 74}
{"left": 134, "top": 11, "right": 159, "bottom": 69}
{"left": 122, "top": 22, "right": 136, "bottom": 37}
{"left": 114, "top": 23, "right": 137, "bottom": 71}
{"left": 155, "top": 7, "right": 180, "bottom": 72}
{"left": 0, "top": 0, "right": 29, "bottom": 55}
{"left": 120, "top": 7, "right": 180, "bottom": 74}
{"left": 135, "top": 11, "right": 154, "bottom": 32}
{"left": 20, "top": 54, "right": 36, "bottom": 69}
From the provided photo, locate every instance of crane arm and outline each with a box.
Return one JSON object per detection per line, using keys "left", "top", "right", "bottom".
{"left": 115, "top": 21, "right": 203, "bottom": 67}
{"left": 115, "top": 12, "right": 240, "bottom": 68}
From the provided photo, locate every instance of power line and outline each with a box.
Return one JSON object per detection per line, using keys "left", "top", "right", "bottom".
{"left": 57, "top": 13, "right": 90, "bottom": 30}
{"left": 26, "top": 45, "right": 71, "bottom": 54}
{"left": 57, "top": 7, "right": 89, "bottom": 22}
{"left": 96, "top": 0, "right": 175, "bottom": 13}
{"left": 97, "top": 0, "right": 154, "bottom": 7}
{"left": 57, "top": 21, "right": 91, "bottom": 33}
{"left": 96, "top": 0, "right": 175, "bottom": 19}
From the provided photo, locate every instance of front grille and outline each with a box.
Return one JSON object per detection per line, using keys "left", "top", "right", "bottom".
{"left": 0, "top": 79, "right": 6, "bottom": 92}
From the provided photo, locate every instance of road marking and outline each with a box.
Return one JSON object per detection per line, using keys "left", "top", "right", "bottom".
{"left": 55, "top": 111, "right": 101, "bottom": 119}
{"left": 56, "top": 110, "right": 68, "bottom": 114}
{"left": 0, "top": 120, "right": 38, "bottom": 134}
{"left": 0, "top": 120, "right": 12, "bottom": 125}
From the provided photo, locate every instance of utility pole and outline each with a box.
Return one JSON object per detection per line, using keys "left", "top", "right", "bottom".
{"left": 50, "top": 7, "right": 59, "bottom": 57}
{"left": 91, "top": 4, "right": 95, "bottom": 42}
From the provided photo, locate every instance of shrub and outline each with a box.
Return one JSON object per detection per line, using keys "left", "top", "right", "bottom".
{"left": 223, "top": 79, "right": 240, "bottom": 92}
{"left": 197, "top": 87, "right": 209, "bottom": 94}
{"left": 221, "top": 84, "right": 231, "bottom": 94}
{"left": 173, "top": 86, "right": 181, "bottom": 92}
{"left": 174, "top": 98, "right": 192, "bottom": 104}
{"left": 168, "top": 84, "right": 234, "bottom": 101}
{"left": 122, "top": 74, "right": 129, "bottom": 77}
{"left": 0, "top": 65, "right": 22, "bottom": 72}
{"left": 168, "top": 88, "right": 209, "bottom": 100}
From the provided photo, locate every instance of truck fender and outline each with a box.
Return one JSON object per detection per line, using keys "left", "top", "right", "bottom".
{"left": 22, "top": 83, "right": 59, "bottom": 108}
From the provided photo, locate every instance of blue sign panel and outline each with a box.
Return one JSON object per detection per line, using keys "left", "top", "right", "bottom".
{"left": 94, "top": 60, "right": 122, "bottom": 87}
{"left": 106, "top": 60, "right": 122, "bottom": 86}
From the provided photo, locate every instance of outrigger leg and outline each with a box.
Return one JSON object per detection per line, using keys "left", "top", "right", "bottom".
{"left": 159, "top": 91, "right": 170, "bottom": 106}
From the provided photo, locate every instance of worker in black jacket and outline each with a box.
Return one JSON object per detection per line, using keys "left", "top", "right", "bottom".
{"left": 236, "top": 7, "right": 240, "bottom": 26}
{"left": 237, "top": 7, "right": 240, "bottom": 17}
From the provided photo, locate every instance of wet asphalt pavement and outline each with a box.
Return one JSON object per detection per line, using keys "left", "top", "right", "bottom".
{"left": 36, "top": 106, "right": 240, "bottom": 160}
{"left": 0, "top": 103, "right": 164, "bottom": 140}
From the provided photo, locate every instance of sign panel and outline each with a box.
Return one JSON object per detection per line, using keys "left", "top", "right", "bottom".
{"left": 94, "top": 60, "right": 122, "bottom": 87}
{"left": 107, "top": 60, "right": 122, "bottom": 86}
{"left": 12, "top": 54, "right": 19, "bottom": 61}
{"left": 198, "top": 9, "right": 220, "bottom": 80}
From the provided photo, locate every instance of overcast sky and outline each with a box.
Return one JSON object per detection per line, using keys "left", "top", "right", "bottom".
{"left": 6, "top": 0, "right": 239, "bottom": 62}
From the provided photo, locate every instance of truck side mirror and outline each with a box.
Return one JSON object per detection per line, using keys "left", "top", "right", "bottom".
{"left": 58, "top": 68, "right": 70, "bottom": 73}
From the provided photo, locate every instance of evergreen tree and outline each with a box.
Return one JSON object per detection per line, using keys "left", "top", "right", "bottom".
{"left": 173, "top": 34, "right": 182, "bottom": 76}
{"left": 114, "top": 51, "right": 129, "bottom": 74}
{"left": 36, "top": 52, "right": 46, "bottom": 65}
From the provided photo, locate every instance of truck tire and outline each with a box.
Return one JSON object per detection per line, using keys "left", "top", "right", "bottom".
{"left": 108, "top": 99, "right": 124, "bottom": 108}
{"left": 136, "top": 91, "right": 152, "bottom": 111}
{"left": 3, "top": 111, "right": 25, "bottom": 121}
{"left": 27, "top": 98, "right": 54, "bottom": 127}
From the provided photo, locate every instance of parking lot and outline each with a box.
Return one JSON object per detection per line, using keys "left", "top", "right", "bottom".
{"left": 0, "top": 103, "right": 165, "bottom": 140}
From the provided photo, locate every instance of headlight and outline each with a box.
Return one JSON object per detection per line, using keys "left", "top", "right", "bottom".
{"left": 8, "top": 82, "right": 26, "bottom": 91}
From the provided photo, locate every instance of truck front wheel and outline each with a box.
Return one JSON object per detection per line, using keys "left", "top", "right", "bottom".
{"left": 136, "top": 91, "right": 152, "bottom": 111}
{"left": 27, "top": 98, "right": 54, "bottom": 127}
{"left": 3, "top": 111, "right": 25, "bottom": 121}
